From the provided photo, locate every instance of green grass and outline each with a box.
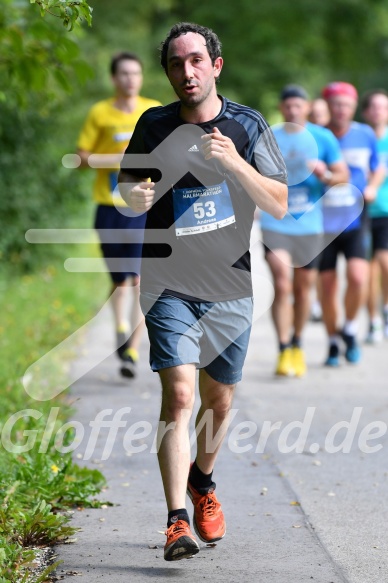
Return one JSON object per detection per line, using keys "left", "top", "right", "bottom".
{"left": 0, "top": 243, "right": 110, "bottom": 581}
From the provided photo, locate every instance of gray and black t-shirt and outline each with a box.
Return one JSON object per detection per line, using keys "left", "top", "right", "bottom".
{"left": 121, "top": 96, "right": 287, "bottom": 302}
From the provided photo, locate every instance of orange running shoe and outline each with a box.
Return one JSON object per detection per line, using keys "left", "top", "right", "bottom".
{"left": 164, "top": 519, "right": 200, "bottom": 561}
{"left": 187, "top": 481, "right": 226, "bottom": 543}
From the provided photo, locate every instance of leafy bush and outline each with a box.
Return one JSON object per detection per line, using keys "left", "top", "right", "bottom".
{"left": 0, "top": 100, "right": 93, "bottom": 271}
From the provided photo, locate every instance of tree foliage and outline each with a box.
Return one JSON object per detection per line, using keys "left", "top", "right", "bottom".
{"left": 79, "top": 0, "right": 388, "bottom": 112}
{"left": 0, "top": 99, "right": 90, "bottom": 270}
{"left": 159, "top": 0, "right": 388, "bottom": 110}
{"left": 0, "top": 0, "right": 93, "bottom": 106}
{"left": 30, "top": 0, "right": 92, "bottom": 30}
{"left": 0, "top": 0, "right": 94, "bottom": 270}
{"left": 2, "top": 0, "right": 388, "bottom": 271}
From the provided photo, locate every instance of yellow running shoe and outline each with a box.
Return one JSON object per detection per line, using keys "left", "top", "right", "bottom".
{"left": 291, "top": 346, "right": 307, "bottom": 377}
{"left": 275, "top": 348, "right": 295, "bottom": 376}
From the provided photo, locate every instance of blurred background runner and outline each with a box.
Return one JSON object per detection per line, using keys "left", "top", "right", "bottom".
{"left": 77, "top": 52, "right": 161, "bottom": 378}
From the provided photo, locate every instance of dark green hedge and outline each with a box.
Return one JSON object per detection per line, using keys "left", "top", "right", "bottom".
{"left": 0, "top": 101, "right": 90, "bottom": 272}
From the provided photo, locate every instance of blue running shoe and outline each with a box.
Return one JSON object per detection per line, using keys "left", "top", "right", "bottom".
{"left": 325, "top": 343, "right": 340, "bottom": 367}
{"left": 342, "top": 332, "right": 361, "bottom": 364}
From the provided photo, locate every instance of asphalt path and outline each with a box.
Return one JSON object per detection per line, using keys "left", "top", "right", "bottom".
{"left": 56, "top": 236, "right": 388, "bottom": 583}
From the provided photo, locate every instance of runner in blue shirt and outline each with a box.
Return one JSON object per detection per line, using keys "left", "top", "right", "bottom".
{"left": 361, "top": 89, "right": 388, "bottom": 341}
{"left": 320, "top": 82, "right": 385, "bottom": 366}
{"left": 260, "top": 85, "right": 347, "bottom": 377}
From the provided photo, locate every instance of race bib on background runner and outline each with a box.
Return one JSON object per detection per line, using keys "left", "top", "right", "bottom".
{"left": 323, "top": 184, "right": 357, "bottom": 207}
{"left": 172, "top": 181, "right": 236, "bottom": 237}
{"left": 288, "top": 186, "right": 311, "bottom": 215}
{"left": 322, "top": 183, "right": 364, "bottom": 233}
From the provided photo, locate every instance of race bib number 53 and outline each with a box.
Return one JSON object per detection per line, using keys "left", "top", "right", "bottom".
{"left": 172, "top": 180, "right": 236, "bottom": 237}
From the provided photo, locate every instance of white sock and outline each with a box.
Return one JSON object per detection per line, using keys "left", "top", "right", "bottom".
{"left": 329, "top": 334, "right": 340, "bottom": 346}
{"left": 343, "top": 319, "right": 358, "bottom": 336}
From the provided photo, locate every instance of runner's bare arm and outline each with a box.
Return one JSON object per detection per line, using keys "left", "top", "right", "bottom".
{"left": 363, "top": 164, "right": 386, "bottom": 202}
{"left": 117, "top": 170, "right": 155, "bottom": 212}
{"left": 201, "top": 127, "right": 287, "bottom": 219}
{"left": 309, "top": 160, "right": 349, "bottom": 186}
{"left": 76, "top": 149, "right": 92, "bottom": 168}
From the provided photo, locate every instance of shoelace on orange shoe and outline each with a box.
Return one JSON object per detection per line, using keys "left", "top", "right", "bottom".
{"left": 165, "top": 520, "right": 189, "bottom": 537}
{"left": 199, "top": 492, "right": 220, "bottom": 518}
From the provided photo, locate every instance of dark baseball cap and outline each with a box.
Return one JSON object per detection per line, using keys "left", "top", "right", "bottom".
{"left": 280, "top": 84, "right": 309, "bottom": 101}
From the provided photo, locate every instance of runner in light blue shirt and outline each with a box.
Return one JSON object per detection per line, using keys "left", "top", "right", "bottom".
{"left": 320, "top": 82, "right": 385, "bottom": 366}
{"left": 260, "top": 85, "right": 348, "bottom": 378}
{"left": 261, "top": 121, "right": 342, "bottom": 236}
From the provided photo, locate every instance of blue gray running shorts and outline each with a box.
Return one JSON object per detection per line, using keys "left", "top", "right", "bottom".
{"left": 140, "top": 291, "right": 253, "bottom": 385}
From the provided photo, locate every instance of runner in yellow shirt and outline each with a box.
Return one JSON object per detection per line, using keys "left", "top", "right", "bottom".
{"left": 77, "top": 52, "right": 162, "bottom": 378}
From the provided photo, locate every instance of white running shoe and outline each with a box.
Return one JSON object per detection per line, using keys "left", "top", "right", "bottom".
{"left": 365, "top": 319, "right": 383, "bottom": 344}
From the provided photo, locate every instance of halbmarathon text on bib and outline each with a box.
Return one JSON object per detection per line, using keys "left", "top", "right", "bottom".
{"left": 172, "top": 180, "right": 236, "bottom": 237}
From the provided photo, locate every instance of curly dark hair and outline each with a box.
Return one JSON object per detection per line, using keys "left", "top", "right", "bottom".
{"left": 160, "top": 22, "right": 222, "bottom": 74}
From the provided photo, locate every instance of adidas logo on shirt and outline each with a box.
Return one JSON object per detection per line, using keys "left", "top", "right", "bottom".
{"left": 188, "top": 144, "right": 199, "bottom": 152}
